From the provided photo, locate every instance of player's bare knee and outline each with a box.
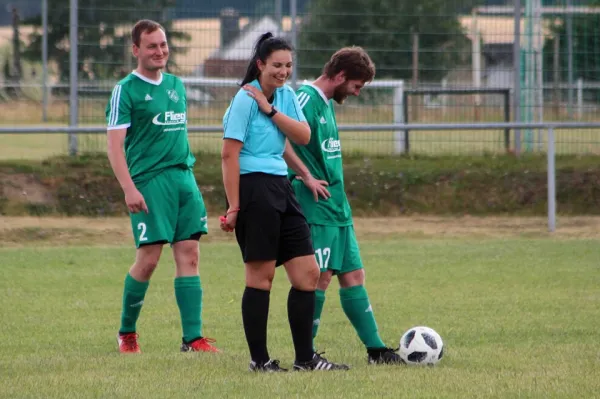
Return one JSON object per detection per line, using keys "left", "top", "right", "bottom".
{"left": 338, "top": 268, "right": 365, "bottom": 288}
{"left": 131, "top": 257, "right": 159, "bottom": 280}
{"left": 306, "top": 264, "right": 320, "bottom": 289}
{"left": 288, "top": 258, "right": 319, "bottom": 291}
{"left": 246, "top": 275, "right": 273, "bottom": 291}
{"left": 245, "top": 261, "right": 275, "bottom": 291}
{"left": 317, "top": 271, "right": 333, "bottom": 291}
{"left": 262, "top": 273, "right": 275, "bottom": 291}
{"left": 307, "top": 268, "right": 321, "bottom": 291}
{"left": 173, "top": 242, "right": 199, "bottom": 275}
{"left": 291, "top": 279, "right": 317, "bottom": 291}
{"left": 141, "top": 255, "right": 160, "bottom": 270}
{"left": 131, "top": 245, "right": 162, "bottom": 279}
{"left": 176, "top": 257, "right": 198, "bottom": 276}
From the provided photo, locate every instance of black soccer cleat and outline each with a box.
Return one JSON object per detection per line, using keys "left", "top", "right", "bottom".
{"left": 367, "top": 347, "right": 406, "bottom": 365}
{"left": 249, "top": 359, "right": 288, "bottom": 372}
{"left": 293, "top": 352, "right": 350, "bottom": 371}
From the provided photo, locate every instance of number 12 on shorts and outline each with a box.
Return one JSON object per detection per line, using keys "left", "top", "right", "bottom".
{"left": 315, "top": 247, "right": 331, "bottom": 269}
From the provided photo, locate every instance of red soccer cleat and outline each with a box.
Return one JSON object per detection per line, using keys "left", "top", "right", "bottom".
{"left": 180, "top": 337, "right": 221, "bottom": 353}
{"left": 117, "top": 332, "right": 141, "bottom": 354}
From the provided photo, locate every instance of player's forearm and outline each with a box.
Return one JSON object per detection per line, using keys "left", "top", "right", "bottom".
{"left": 221, "top": 156, "right": 240, "bottom": 209}
{"left": 107, "top": 140, "right": 136, "bottom": 193}
{"left": 283, "top": 140, "right": 312, "bottom": 179}
{"left": 271, "top": 113, "right": 311, "bottom": 145}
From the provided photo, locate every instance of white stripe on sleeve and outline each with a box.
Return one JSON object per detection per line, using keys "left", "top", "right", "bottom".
{"left": 108, "top": 85, "right": 122, "bottom": 126}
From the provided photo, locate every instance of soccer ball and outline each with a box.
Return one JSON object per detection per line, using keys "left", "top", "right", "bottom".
{"left": 398, "top": 326, "right": 444, "bottom": 365}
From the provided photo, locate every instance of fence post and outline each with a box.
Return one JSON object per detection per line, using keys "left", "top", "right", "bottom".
{"left": 567, "top": 0, "right": 574, "bottom": 119}
{"left": 504, "top": 89, "right": 510, "bottom": 152}
{"left": 69, "top": 0, "right": 78, "bottom": 156}
{"left": 290, "top": 0, "right": 298, "bottom": 90}
{"left": 274, "top": 0, "right": 283, "bottom": 34}
{"left": 513, "top": 0, "right": 522, "bottom": 155}
{"left": 577, "top": 78, "right": 583, "bottom": 119}
{"left": 393, "top": 80, "right": 406, "bottom": 154}
{"left": 547, "top": 127, "right": 556, "bottom": 232}
{"left": 403, "top": 89, "right": 410, "bottom": 153}
{"left": 441, "top": 78, "right": 448, "bottom": 117}
{"left": 42, "top": 0, "right": 48, "bottom": 122}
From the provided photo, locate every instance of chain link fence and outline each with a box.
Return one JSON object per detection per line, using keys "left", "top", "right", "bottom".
{"left": 1, "top": 0, "right": 600, "bottom": 159}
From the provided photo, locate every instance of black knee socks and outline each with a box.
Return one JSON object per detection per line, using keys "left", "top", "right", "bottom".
{"left": 242, "top": 287, "right": 271, "bottom": 364}
{"left": 242, "top": 286, "right": 316, "bottom": 364}
{"left": 287, "top": 287, "right": 316, "bottom": 363}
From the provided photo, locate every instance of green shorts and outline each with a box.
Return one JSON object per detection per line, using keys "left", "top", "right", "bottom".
{"left": 310, "top": 224, "right": 363, "bottom": 275}
{"left": 129, "top": 167, "right": 208, "bottom": 248}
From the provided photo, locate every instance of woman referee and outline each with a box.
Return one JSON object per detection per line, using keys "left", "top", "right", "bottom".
{"left": 220, "top": 32, "right": 349, "bottom": 372}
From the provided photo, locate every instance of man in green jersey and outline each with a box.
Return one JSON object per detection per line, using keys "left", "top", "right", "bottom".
{"left": 105, "top": 19, "right": 219, "bottom": 354}
{"left": 284, "top": 47, "right": 403, "bottom": 364}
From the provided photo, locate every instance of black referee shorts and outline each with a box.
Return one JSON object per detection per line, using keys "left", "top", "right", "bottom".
{"left": 235, "top": 172, "right": 314, "bottom": 266}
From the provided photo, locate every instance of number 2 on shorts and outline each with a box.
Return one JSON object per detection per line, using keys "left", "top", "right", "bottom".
{"left": 315, "top": 247, "right": 331, "bottom": 269}
{"left": 137, "top": 222, "right": 148, "bottom": 242}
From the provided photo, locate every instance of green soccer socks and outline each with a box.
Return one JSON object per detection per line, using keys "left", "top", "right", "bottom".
{"left": 174, "top": 275, "right": 203, "bottom": 343}
{"left": 340, "top": 285, "right": 386, "bottom": 349}
{"left": 312, "top": 289, "right": 326, "bottom": 341}
{"left": 119, "top": 273, "right": 150, "bottom": 334}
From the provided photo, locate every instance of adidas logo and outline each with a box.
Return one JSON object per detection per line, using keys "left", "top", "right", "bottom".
{"left": 130, "top": 300, "right": 144, "bottom": 308}
{"left": 312, "top": 359, "right": 335, "bottom": 370}
{"left": 319, "top": 116, "right": 327, "bottom": 124}
{"left": 365, "top": 304, "right": 373, "bottom": 313}
{"left": 145, "top": 94, "right": 153, "bottom": 101}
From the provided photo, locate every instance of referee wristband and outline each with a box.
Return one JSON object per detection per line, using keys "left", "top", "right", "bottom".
{"left": 226, "top": 208, "right": 240, "bottom": 214}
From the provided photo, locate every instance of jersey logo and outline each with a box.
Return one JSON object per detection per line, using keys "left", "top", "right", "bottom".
{"left": 152, "top": 111, "right": 186, "bottom": 126}
{"left": 321, "top": 138, "right": 341, "bottom": 153}
{"left": 319, "top": 116, "right": 327, "bottom": 124}
{"left": 145, "top": 94, "right": 153, "bottom": 101}
{"left": 167, "top": 89, "right": 179, "bottom": 103}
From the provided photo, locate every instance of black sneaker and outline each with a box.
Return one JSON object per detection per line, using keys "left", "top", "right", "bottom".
{"left": 249, "top": 359, "right": 288, "bottom": 372}
{"left": 367, "top": 347, "right": 406, "bottom": 365}
{"left": 293, "top": 352, "right": 350, "bottom": 371}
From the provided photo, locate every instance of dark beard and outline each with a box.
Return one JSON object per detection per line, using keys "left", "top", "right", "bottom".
{"left": 333, "top": 87, "right": 348, "bottom": 104}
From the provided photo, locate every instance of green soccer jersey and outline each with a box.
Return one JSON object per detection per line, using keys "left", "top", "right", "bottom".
{"left": 290, "top": 84, "right": 352, "bottom": 226}
{"left": 105, "top": 71, "right": 194, "bottom": 185}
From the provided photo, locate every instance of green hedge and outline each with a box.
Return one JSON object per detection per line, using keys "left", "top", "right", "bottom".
{"left": 1, "top": 153, "right": 599, "bottom": 216}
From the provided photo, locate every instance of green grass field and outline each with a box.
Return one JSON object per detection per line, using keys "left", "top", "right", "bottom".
{"left": 1, "top": 218, "right": 599, "bottom": 398}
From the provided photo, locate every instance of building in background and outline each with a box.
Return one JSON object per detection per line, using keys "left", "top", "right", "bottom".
{"left": 203, "top": 10, "right": 291, "bottom": 78}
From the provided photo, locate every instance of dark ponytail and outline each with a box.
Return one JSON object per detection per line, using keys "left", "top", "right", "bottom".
{"left": 240, "top": 32, "right": 293, "bottom": 86}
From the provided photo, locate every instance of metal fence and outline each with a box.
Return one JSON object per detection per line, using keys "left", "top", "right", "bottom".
{"left": 2, "top": 0, "right": 600, "bottom": 159}
{"left": 4, "top": 120, "right": 595, "bottom": 232}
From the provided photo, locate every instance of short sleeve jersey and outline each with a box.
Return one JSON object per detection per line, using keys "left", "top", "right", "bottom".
{"left": 222, "top": 79, "right": 306, "bottom": 176}
{"left": 289, "top": 84, "right": 352, "bottom": 226}
{"left": 105, "top": 71, "right": 195, "bottom": 185}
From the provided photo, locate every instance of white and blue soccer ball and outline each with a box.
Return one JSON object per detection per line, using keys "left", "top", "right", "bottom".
{"left": 398, "top": 326, "right": 444, "bottom": 365}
